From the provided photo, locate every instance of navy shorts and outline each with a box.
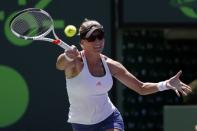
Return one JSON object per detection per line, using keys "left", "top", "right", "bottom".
{"left": 71, "top": 109, "right": 124, "bottom": 131}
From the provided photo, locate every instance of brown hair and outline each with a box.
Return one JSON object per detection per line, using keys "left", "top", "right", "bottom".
{"left": 79, "top": 18, "right": 103, "bottom": 39}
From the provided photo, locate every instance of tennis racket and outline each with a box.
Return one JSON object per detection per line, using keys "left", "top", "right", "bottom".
{"left": 10, "top": 8, "right": 73, "bottom": 60}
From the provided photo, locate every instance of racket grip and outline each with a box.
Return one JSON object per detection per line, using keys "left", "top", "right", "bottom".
{"left": 59, "top": 40, "right": 73, "bottom": 61}
{"left": 58, "top": 40, "right": 72, "bottom": 51}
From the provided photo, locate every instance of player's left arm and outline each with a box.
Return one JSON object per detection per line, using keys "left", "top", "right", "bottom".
{"left": 107, "top": 58, "right": 157, "bottom": 95}
{"left": 106, "top": 57, "right": 192, "bottom": 96}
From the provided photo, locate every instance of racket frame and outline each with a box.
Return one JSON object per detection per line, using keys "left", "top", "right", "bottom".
{"left": 10, "top": 8, "right": 72, "bottom": 51}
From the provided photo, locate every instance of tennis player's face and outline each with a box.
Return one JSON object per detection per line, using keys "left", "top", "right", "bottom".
{"left": 83, "top": 30, "right": 105, "bottom": 53}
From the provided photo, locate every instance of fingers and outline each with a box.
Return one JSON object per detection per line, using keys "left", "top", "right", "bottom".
{"left": 174, "top": 89, "right": 180, "bottom": 97}
{"left": 174, "top": 70, "right": 182, "bottom": 79}
{"left": 167, "top": 81, "right": 192, "bottom": 97}
{"left": 181, "top": 82, "right": 192, "bottom": 92}
{"left": 174, "top": 84, "right": 192, "bottom": 97}
{"left": 173, "top": 89, "right": 187, "bottom": 97}
{"left": 182, "top": 87, "right": 190, "bottom": 94}
{"left": 167, "top": 71, "right": 192, "bottom": 97}
{"left": 65, "top": 45, "right": 79, "bottom": 60}
{"left": 179, "top": 89, "right": 188, "bottom": 96}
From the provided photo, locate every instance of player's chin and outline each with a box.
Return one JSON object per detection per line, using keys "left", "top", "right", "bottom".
{"left": 94, "top": 47, "right": 103, "bottom": 52}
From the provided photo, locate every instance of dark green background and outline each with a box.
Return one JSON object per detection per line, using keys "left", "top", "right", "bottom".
{"left": 121, "top": 0, "right": 197, "bottom": 24}
{"left": 0, "top": 0, "right": 111, "bottom": 131}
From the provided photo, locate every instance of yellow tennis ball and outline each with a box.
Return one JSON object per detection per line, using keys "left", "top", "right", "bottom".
{"left": 64, "top": 25, "right": 77, "bottom": 37}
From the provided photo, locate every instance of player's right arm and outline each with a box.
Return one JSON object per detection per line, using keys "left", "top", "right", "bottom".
{"left": 56, "top": 45, "right": 79, "bottom": 71}
{"left": 56, "top": 53, "right": 67, "bottom": 71}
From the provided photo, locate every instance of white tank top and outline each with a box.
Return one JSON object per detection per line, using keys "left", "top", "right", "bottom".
{"left": 66, "top": 52, "right": 115, "bottom": 124}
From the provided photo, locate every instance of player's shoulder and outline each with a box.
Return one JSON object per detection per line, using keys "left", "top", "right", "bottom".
{"left": 101, "top": 54, "right": 125, "bottom": 76}
{"left": 101, "top": 54, "right": 112, "bottom": 62}
{"left": 101, "top": 54, "right": 122, "bottom": 67}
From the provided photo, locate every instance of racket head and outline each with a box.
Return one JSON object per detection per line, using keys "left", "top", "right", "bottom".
{"left": 10, "top": 8, "right": 54, "bottom": 40}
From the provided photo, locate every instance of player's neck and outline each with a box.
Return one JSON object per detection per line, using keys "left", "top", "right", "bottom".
{"left": 83, "top": 50, "right": 101, "bottom": 64}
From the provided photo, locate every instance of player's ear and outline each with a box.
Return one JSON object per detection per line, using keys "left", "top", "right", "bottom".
{"left": 80, "top": 40, "right": 84, "bottom": 48}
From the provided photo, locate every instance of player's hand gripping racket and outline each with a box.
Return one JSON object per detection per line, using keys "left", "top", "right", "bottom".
{"left": 10, "top": 8, "right": 73, "bottom": 61}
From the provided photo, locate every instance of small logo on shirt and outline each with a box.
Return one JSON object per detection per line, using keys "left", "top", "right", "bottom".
{"left": 96, "top": 81, "right": 102, "bottom": 86}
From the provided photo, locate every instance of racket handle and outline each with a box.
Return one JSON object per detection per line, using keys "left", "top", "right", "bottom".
{"left": 58, "top": 40, "right": 72, "bottom": 51}
{"left": 56, "top": 40, "right": 73, "bottom": 61}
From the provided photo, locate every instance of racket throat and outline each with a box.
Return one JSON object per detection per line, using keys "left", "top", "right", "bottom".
{"left": 52, "top": 39, "right": 61, "bottom": 44}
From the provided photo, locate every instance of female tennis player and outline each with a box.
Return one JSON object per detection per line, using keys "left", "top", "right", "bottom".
{"left": 56, "top": 19, "right": 192, "bottom": 131}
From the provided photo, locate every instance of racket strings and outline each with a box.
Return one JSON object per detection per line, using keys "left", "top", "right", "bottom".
{"left": 11, "top": 11, "right": 53, "bottom": 37}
